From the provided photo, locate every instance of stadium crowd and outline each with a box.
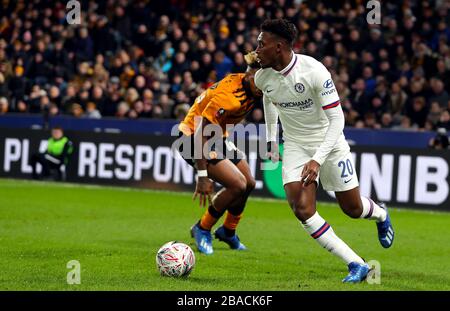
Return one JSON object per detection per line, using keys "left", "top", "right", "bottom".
{"left": 0, "top": 0, "right": 449, "bottom": 131}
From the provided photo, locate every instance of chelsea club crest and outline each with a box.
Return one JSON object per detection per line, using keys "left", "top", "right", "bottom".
{"left": 295, "top": 83, "right": 305, "bottom": 93}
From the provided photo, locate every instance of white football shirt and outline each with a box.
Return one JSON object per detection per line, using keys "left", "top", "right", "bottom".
{"left": 255, "top": 52, "right": 347, "bottom": 164}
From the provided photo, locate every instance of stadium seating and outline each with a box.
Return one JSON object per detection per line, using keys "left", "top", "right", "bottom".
{"left": 0, "top": 0, "right": 448, "bottom": 131}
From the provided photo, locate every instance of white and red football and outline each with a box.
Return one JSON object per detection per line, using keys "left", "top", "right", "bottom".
{"left": 156, "top": 241, "right": 195, "bottom": 277}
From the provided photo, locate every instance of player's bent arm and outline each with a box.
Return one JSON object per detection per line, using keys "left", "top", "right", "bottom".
{"left": 263, "top": 94, "right": 278, "bottom": 143}
{"left": 262, "top": 94, "right": 281, "bottom": 162}
{"left": 193, "top": 116, "right": 211, "bottom": 173}
{"left": 311, "top": 105, "right": 345, "bottom": 165}
{"left": 310, "top": 62, "right": 344, "bottom": 165}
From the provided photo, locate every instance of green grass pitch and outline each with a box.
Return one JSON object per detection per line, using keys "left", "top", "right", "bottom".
{"left": 1, "top": 178, "right": 450, "bottom": 291}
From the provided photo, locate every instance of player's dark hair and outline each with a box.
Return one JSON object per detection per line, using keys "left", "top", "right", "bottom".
{"left": 261, "top": 19, "right": 298, "bottom": 46}
{"left": 247, "top": 61, "right": 261, "bottom": 70}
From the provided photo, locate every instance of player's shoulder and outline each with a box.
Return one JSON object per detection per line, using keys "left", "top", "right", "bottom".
{"left": 209, "top": 75, "right": 242, "bottom": 104}
{"left": 295, "top": 54, "right": 331, "bottom": 85}
{"left": 254, "top": 67, "right": 274, "bottom": 89}
{"left": 296, "top": 54, "right": 327, "bottom": 73}
{"left": 215, "top": 73, "right": 245, "bottom": 91}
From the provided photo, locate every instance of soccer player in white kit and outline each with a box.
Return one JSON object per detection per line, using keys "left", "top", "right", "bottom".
{"left": 254, "top": 19, "right": 395, "bottom": 283}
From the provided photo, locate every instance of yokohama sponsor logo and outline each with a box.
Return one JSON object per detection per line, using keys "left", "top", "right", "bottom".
{"left": 274, "top": 98, "right": 313, "bottom": 110}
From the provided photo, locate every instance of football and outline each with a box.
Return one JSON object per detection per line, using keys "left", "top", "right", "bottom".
{"left": 156, "top": 241, "right": 196, "bottom": 277}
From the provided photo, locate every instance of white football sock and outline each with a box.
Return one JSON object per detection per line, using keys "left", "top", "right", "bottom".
{"left": 360, "top": 196, "right": 387, "bottom": 222}
{"left": 302, "top": 212, "right": 365, "bottom": 265}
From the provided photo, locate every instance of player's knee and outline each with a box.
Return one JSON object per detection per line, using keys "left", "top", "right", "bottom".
{"left": 230, "top": 177, "right": 247, "bottom": 196}
{"left": 289, "top": 201, "right": 314, "bottom": 222}
{"left": 246, "top": 177, "right": 256, "bottom": 193}
{"left": 341, "top": 203, "right": 363, "bottom": 219}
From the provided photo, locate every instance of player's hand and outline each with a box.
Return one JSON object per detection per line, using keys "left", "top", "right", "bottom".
{"left": 193, "top": 177, "right": 213, "bottom": 208}
{"left": 301, "top": 160, "right": 320, "bottom": 187}
{"left": 266, "top": 141, "right": 282, "bottom": 163}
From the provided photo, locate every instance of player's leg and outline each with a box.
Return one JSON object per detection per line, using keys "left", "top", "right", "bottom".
{"left": 284, "top": 181, "right": 366, "bottom": 269}
{"left": 191, "top": 159, "right": 247, "bottom": 254}
{"left": 228, "top": 158, "right": 256, "bottom": 214}
{"left": 40, "top": 156, "right": 51, "bottom": 177}
{"left": 335, "top": 187, "right": 386, "bottom": 221}
{"left": 213, "top": 159, "right": 255, "bottom": 250}
{"left": 177, "top": 133, "right": 248, "bottom": 254}
{"left": 324, "top": 149, "right": 394, "bottom": 249}
{"left": 202, "top": 159, "right": 248, "bottom": 227}
{"left": 30, "top": 153, "right": 49, "bottom": 179}
{"left": 30, "top": 153, "right": 40, "bottom": 179}
{"left": 286, "top": 181, "right": 370, "bottom": 283}
{"left": 282, "top": 141, "right": 369, "bottom": 282}
{"left": 335, "top": 187, "right": 394, "bottom": 248}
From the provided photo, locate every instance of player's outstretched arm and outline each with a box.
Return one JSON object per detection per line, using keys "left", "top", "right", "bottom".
{"left": 193, "top": 116, "right": 213, "bottom": 208}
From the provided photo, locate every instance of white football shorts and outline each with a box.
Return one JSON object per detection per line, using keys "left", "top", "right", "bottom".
{"left": 282, "top": 140, "right": 359, "bottom": 192}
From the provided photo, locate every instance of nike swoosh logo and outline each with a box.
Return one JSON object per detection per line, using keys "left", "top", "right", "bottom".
{"left": 344, "top": 179, "right": 353, "bottom": 184}
{"left": 267, "top": 89, "right": 274, "bottom": 93}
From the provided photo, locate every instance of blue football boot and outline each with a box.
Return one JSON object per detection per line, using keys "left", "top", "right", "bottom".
{"left": 214, "top": 226, "right": 247, "bottom": 250}
{"left": 342, "top": 262, "right": 370, "bottom": 283}
{"left": 190, "top": 224, "right": 213, "bottom": 255}
{"left": 376, "top": 203, "right": 394, "bottom": 248}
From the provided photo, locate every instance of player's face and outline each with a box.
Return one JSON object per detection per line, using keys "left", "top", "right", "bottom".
{"left": 255, "top": 32, "right": 278, "bottom": 68}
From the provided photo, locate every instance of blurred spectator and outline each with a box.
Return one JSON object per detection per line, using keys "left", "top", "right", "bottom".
{"left": 428, "top": 102, "right": 443, "bottom": 128}
{"left": 8, "top": 65, "right": 28, "bottom": 102}
{"left": 429, "top": 78, "right": 449, "bottom": 108}
{"left": 91, "top": 85, "right": 106, "bottom": 111}
{"left": 363, "top": 112, "right": 380, "bottom": 129}
{"left": 116, "top": 101, "right": 130, "bottom": 118}
{"left": 392, "top": 116, "right": 417, "bottom": 131}
{"left": 152, "top": 105, "right": 163, "bottom": 118}
{"left": 49, "top": 86, "right": 61, "bottom": 108}
{"left": 61, "top": 85, "right": 78, "bottom": 113}
{"left": 349, "top": 78, "right": 370, "bottom": 116}
{"left": 368, "top": 96, "right": 387, "bottom": 122}
{"left": 158, "top": 94, "right": 175, "bottom": 118}
{"left": 429, "top": 128, "right": 450, "bottom": 150}
{"left": 174, "top": 103, "right": 190, "bottom": 121}
{"left": 84, "top": 102, "right": 102, "bottom": 119}
{"left": 71, "top": 103, "right": 84, "bottom": 118}
{"left": 389, "top": 82, "right": 408, "bottom": 120}
{"left": 214, "top": 51, "right": 233, "bottom": 80}
{"left": 232, "top": 53, "right": 247, "bottom": 73}
{"left": 380, "top": 113, "right": 393, "bottom": 129}
{"left": 405, "top": 97, "right": 429, "bottom": 129}
{"left": 436, "top": 110, "right": 450, "bottom": 130}
{"left": 0, "top": 97, "right": 8, "bottom": 114}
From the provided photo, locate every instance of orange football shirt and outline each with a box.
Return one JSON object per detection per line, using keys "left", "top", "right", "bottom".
{"left": 179, "top": 73, "right": 255, "bottom": 136}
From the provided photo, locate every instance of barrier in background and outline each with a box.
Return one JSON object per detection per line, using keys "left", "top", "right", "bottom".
{"left": 1, "top": 128, "right": 448, "bottom": 211}
{"left": 0, "top": 114, "right": 436, "bottom": 148}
